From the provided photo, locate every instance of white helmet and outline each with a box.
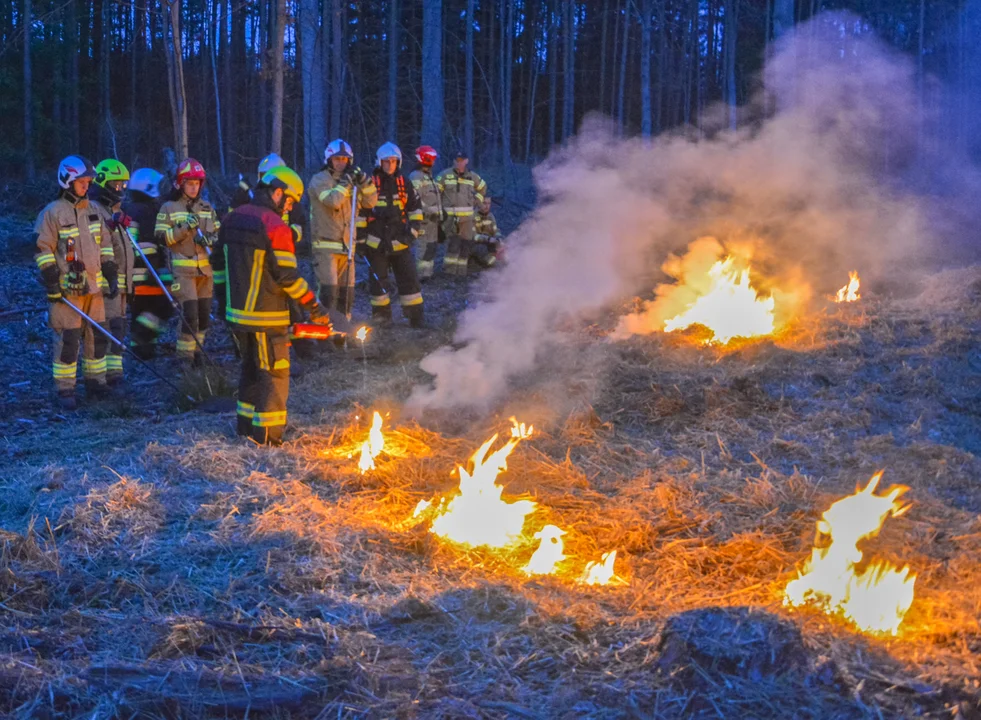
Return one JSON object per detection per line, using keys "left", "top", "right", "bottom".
{"left": 376, "top": 142, "right": 402, "bottom": 169}
{"left": 129, "top": 168, "right": 165, "bottom": 199}
{"left": 257, "top": 152, "right": 286, "bottom": 175}
{"left": 324, "top": 139, "right": 353, "bottom": 164}
{"left": 57, "top": 155, "right": 96, "bottom": 190}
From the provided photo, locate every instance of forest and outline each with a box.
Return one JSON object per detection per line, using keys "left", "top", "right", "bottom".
{"left": 1, "top": 0, "right": 977, "bottom": 181}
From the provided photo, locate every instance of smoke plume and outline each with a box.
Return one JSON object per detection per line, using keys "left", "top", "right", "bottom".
{"left": 409, "top": 12, "right": 951, "bottom": 413}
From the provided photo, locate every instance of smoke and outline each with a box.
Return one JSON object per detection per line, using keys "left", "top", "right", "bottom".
{"left": 409, "top": 12, "right": 953, "bottom": 413}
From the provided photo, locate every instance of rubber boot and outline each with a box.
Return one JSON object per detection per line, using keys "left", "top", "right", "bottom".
{"left": 56, "top": 390, "right": 77, "bottom": 411}
{"left": 405, "top": 304, "right": 426, "bottom": 329}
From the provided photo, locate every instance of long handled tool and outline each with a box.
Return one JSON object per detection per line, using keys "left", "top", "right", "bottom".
{"left": 60, "top": 297, "right": 192, "bottom": 401}
{"left": 123, "top": 226, "right": 219, "bottom": 368}
{"left": 343, "top": 184, "right": 359, "bottom": 321}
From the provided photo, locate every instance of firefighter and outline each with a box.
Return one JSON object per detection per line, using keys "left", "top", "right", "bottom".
{"left": 408, "top": 145, "right": 443, "bottom": 281}
{"left": 230, "top": 152, "right": 287, "bottom": 211}
{"left": 436, "top": 150, "right": 488, "bottom": 277}
{"left": 363, "top": 143, "right": 425, "bottom": 328}
{"left": 34, "top": 156, "right": 118, "bottom": 409}
{"left": 124, "top": 168, "right": 173, "bottom": 359}
{"left": 308, "top": 139, "right": 377, "bottom": 317}
{"left": 211, "top": 166, "right": 331, "bottom": 446}
{"left": 155, "top": 158, "right": 220, "bottom": 367}
{"left": 472, "top": 196, "right": 505, "bottom": 269}
{"left": 90, "top": 159, "right": 135, "bottom": 385}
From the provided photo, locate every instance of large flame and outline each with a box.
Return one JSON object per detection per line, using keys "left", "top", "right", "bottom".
{"left": 835, "top": 271, "right": 861, "bottom": 303}
{"left": 784, "top": 471, "right": 916, "bottom": 635}
{"left": 429, "top": 432, "right": 537, "bottom": 548}
{"left": 523, "top": 525, "right": 566, "bottom": 576}
{"left": 663, "top": 257, "right": 776, "bottom": 344}
{"left": 579, "top": 550, "right": 619, "bottom": 586}
{"left": 357, "top": 411, "right": 385, "bottom": 474}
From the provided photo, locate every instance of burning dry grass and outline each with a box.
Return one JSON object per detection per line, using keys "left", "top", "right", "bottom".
{"left": 0, "top": 281, "right": 980, "bottom": 716}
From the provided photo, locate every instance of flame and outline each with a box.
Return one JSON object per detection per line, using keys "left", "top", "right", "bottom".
{"left": 429, "top": 431, "right": 536, "bottom": 548}
{"left": 784, "top": 471, "right": 916, "bottom": 635}
{"left": 357, "top": 411, "right": 385, "bottom": 474}
{"left": 356, "top": 326, "right": 369, "bottom": 342}
{"left": 579, "top": 550, "right": 619, "bottom": 586}
{"left": 523, "top": 525, "right": 566, "bottom": 575}
{"left": 835, "top": 271, "right": 861, "bottom": 303}
{"left": 509, "top": 416, "right": 534, "bottom": 439}
{"left": 663, "top": 257, "right": 776, "bottom": 344}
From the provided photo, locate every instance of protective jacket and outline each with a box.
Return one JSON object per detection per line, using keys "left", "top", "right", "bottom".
{"left": 155, "top": 196, "right": 221, "bottom": 278}
{"left": 89, "top": 192, "right": 135, "bottom": 296}
{"left": 436, "top": 168, "right": 487, "bottom": 223}
{"left": 308, "top": 167, "right": 377, "bottom": 253}
{"left": 212, "top": 195, "right": 318, "bottom": 331}
{"left": 474, "top": 211, "right": 502, "bottom": 244}
{"left": 365, "top": 170, "right": 423, "bottom": 253}
{"left": 124, "top": 195, "right": 171, "bottom": 296}
{"left": 34, "top": 196, "right": 115, "bottom": 296}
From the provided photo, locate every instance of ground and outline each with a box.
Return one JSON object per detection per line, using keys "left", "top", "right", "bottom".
{"left": 1, "top": 208, "right": 980, "bottom": 719}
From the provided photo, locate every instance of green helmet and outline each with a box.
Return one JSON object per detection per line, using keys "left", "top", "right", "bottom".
{"left": 95, "top": 159, "right": 130, "bottom": 188}
{"left": 258, "top": 166, "right": 304, "bottom": 203}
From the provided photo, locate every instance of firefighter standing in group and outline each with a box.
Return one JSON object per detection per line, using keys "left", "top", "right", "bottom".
{"left": 124, "top": 168, "right": 173, "bottom": 359}
{"left": 472, "top": 196, "right": 505, "bottom": 270}
{"left": 154, "top": 157, "right": 220, "bottom": 367}
{"left": 211, "top": 166, "right": 332, "bottom": 446}
{"left": 408, "top": 145, "right": 442, "bottom": 281}
{"left": 436, "top": 150, "right": 488, "bottom": 277}
{"left": 34, "top": 156, "right": 118, "bottom": 410}
{"left": 308, "top": 139, "right": 377, "bottom": 319}
{"left": 90, "top": 159, "right": 135, "bottom": 385}
{"left": 363, "top": 142, "right": 425, "bottom": 327}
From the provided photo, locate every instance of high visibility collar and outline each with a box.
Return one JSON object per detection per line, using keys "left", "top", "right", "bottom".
{"left": 61, "top": 190, "right": 89, "bottom": 208}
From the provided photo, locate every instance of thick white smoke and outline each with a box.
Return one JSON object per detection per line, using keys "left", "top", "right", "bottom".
{"left": 409, "top": 12, "right": 942, "bottom": 413}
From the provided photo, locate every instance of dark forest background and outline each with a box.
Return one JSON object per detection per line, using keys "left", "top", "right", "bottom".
{"left": 1, "top": 0, "right": 978, "bottom": 181}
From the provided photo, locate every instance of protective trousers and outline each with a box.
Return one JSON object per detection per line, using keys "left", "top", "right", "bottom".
{"left": 234, "top": 329, "right": 290, "bottom": 446}
{"left": 414, "top": 220, "right": 440, "bottom": 279}
{"left": 365, "top": 247, "right": 424, "bottom": 327}
{"left": 443, "top": 216, "right": 474, "bottom": 277}
{"left": 312, "top": 250, "right": 355, "bottom": 316}
{"left": 50, "top": 293, "right": 108, "bottom": 393}
{"left": 130, "top": 294, "right": 174, "bottom": 359}
{"left": 103, "top": 293, "right": 128, "bottom": 381}
{"left": 173, "top": 273, "right": 212, "bottom": 362}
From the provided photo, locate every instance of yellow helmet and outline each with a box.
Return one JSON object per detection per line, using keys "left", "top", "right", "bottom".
{"left": 258, "top": 166, "right": 304, "bottom": 203}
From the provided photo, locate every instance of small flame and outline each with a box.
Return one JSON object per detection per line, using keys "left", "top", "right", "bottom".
{"left": 523, "top": 525, "right": 566, "bottom": 575}
{"left": 509, "top": 416, "right": 534, "bottom": 439}
{"left": 663, "top": 258, "right": 775, "bottom": 344}
{"left": 356, "top": 326, "right": 369, "bottom": 342}
{"left": 835, "top": 271, "right": 861, "bottom": 303}
{"left": 784, "top": 471, "right": 916, "bottom": 635}
{"left": 429, "top": 429, "right": 536, "bottom": 548}
{"left": 357, "top": 411, "right": 385, "bottom": 474}
{"left": 579, "top": 550, "right": 619, "bottom": 586}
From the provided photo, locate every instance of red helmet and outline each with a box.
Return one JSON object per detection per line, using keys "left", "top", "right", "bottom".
{"left": 415, "top": 145, "right": 438, "bottom": 166}
{"left": 175, "top": 157, "right": 206, "bottom": 188}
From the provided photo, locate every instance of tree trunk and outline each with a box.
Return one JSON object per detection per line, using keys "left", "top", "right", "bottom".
{"left": 772, "top": 0, "right": 794, "bottom": 38}
{"left": 387, "top": 0, "right": 398, "bottom": 139}
{"left": 101, "top": 0, "right": 111, "bottom": 156}
{"left": 421, "top": 0, "right": 443, "bottom": 146}
{"left": 617, "top": 1, "right": 630, "bottom": 133}
{"left": 502, "top": 0, "right": 514, "bottom": 164}
{"left": 548, "top": 0, "right": 558, "bottom": 145}
{"left": 640, "top": 0, "right": 652, "bottom": 136}
{"left": 725, "top": 0, "right": 738, "bottom": 130}
{"left": 210, "top": 0, "right": 226, "bottom": 174}
{"left": 270, "top": 0, "right": 286, "bottom": 155}
{"left": 164, "top": 0, "right": 189, "bottom": 160}
{"left": 562, "top": 0, "right": 575, "bottom": 139}
{"left": 23, "top": 0, "right": 33, "bottom": 179}
{"left": 300, "top": 0, "right": 325, "bottom": 170}
{"left": 67, "top": 0, "right": 79, "bottom": 150}
{"left": 330, "top": 0, "right": 343, "bottom": 139}
{"left": 464, "top": 0, "right": 474, "bottom": 156}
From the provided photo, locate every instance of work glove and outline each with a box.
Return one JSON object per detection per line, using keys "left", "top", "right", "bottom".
{"left": 40, "top": 265, "right": 62, "bottom": 302}
{"left": 427, "top": 209, "right": 442, "bottom": 223}
{"left": 107, "top": 211, "right": 132, "bottom": 231}
{"left": 307, "top": 302, "right": 333, "bottom": 329}
{"left": 194, "top": 231, "right": 218, "bottom": 248}
{"left": 290, "top": 224, "right": 303, "bottom": 245}
{"left": 349, "top": 166, "right": 369, "bottom": 187}
{"left": 102, "top": 261, "right": 119, "bottom": 300}
{"left": 64, "top": 260, "right": 89, "bottom": 296}
{"left": 409, "top": 220, "right": 424, "bottom": 240}
{"left": 177, "top": 214, "right": 200, "bottom": 235}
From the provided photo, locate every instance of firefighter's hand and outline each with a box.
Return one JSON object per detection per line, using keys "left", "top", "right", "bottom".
{"left": 308, "top": 302, "right": 333, "bottom": 328}
{"left": 355, "top": 242, "right": 367, "bottom": 257}
{"left": 108, "top": 211, "right": 132, "bottom": 231}
{"left": 195, "top": 231, "right": 218, "bottom": 248}
{"left": 350, "top": 167, "right": 369, "bottom": 187}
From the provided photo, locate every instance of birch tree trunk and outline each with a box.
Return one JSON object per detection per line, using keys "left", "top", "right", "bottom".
{"left": 330, "top": 0, "right": 343, "bottom": 140}
{"left": 270, "top": 0, "right": 286, "bottom": 155}
{"left": 387, "top": 0, "right": 398, "bottom": 140}
{"left": 562, "top": 0, "right": 575, "bottom": 139}
{"left": 210, "top": 0, "right": 226, "bottom": 174}
{"left": 164, "top": 0, "right": 189, "bottom": 160}
{"left": 502, "top": 0, "right": 514, "bottom": 164}
{"left": 300, "top": 0, "right": 324, "bottom": 170}
{"left": 23, "top": 0, "right": 33, "bottom": 179}
{"left": 421, "top": 0, "right": 443, "bottom": 147}
{"left": 464, "top": 0, "right": 474, "bottom": 156}
{"left": 617, "top": 1, "right": 630, "bottom": 133}
{"left": 724, "top": 0, "right": 738, "bottom": 130}
{"left": 548, "top": 0, "right": 558, "bottom": 145}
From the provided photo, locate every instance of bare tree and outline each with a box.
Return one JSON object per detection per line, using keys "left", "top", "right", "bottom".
{"left": 163, "top": 0, "right": 189, "bottom": 159}
{"left": 329, "top": 0, "right": 343, "bottom": 140}
{"left": 210, "top": 0, "right": 226, "bottom": 174}
{"left": 270, "top": 0, "right": 287, "bottom": 155}
{"left": 640, "top": 0, "right": 652, "bottom": 136}
{"left": 464, "top": 0, "right": 474, "bottom": 155}
{"left": 300, "top": 0, "right": 325, "bottom": 170}
{"left": 387, "top": 0, "right": 398, "bottom": 140}
{"left": 23, "top": 0, "right": 33, "bottom": 179}
{"left": 421, "top": 0, "right": 443, "bottom": 147}
{"left": 772, "top": 0, "right": 794, "bottom": 38}
{"left": 561, "top": 0, "right": 575, "bottom": 139}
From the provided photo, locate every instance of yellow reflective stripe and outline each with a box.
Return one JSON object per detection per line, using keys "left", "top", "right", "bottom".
{"left": 408, "top": 210, "right": 423, "bottom": 222}
{"left": 400, "top": 292, "right": 423, "bottom": 306}
{"left": 106, "top": 355, "right": 123, "bottom": 371}
{"left": 212, "top": 270, "right": 227, "bottom": 283}
{"left": 366, "top": 236, "right": 381, "bottom": 249}
{"left": 360, "top": 184, "right": 377, "bottom": 196}
{"left": 226, "top": 308, "right": 291, "bottom": 326}
{"left": 140, "top": 245, "right": 158, "bottom": 255}
{"left": 52, "top": 362, "right": 76, "bottom": 378}
{"left": 100, "top": 247, "right": 115, "bottom": 258}
{"left": 331, "top": 184, "right": 351, "bottom": 198}
{"left": 253, "top": 410, "right": 287, "bottom": 427}
{"left": 36, "top": 253, "right": 56, "bottom": 268}
{"left": 274, "top": 250, "right": 297, "bottom": 268}
{"left": 391, "top": 241, "right": 409, "bottom": 252}
{"left": 257, "top": 331, "right": 269, "bottom": 370}
{"left": 313, "top": 240, "right": 345, "bottom": 251}
{"left": 273, "top": 357, "right": 290, "bottom": 370}
{"left": 376, "top": 200, "right": 388, "bottom": 207}
{"left": 176, "top": 338, "right": 196, "bottom": 352}
{"left": 370, "top": 294, "right": 391, "bottom": 306}
{"left": 284, "top": 277, "right": 310, "bottom": 299}
{"left": 317, "top": 189, "right": 333, "bottom": 203}
{"left": 244, "top": 249, "right": 266, "bottom": 312}
{"left": 58, "top": 228, "right": 80, "bottom": 238}
{"left": 237, "top": 401, "right": 255, "bottom": 418}
{"left": 355, "top": 218, "right": 367, "bottom": 228}
{"left": 82, "top": 357, "right": 107, "bottom": 376}
{"left": 446, "top": 209, "right": 474, "bottom": 217}
{"left": 172, "top": 258, "right": 210, "bottom": 269}
{"left": 457, "top": 179, "right": 475, "bottom": 186}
